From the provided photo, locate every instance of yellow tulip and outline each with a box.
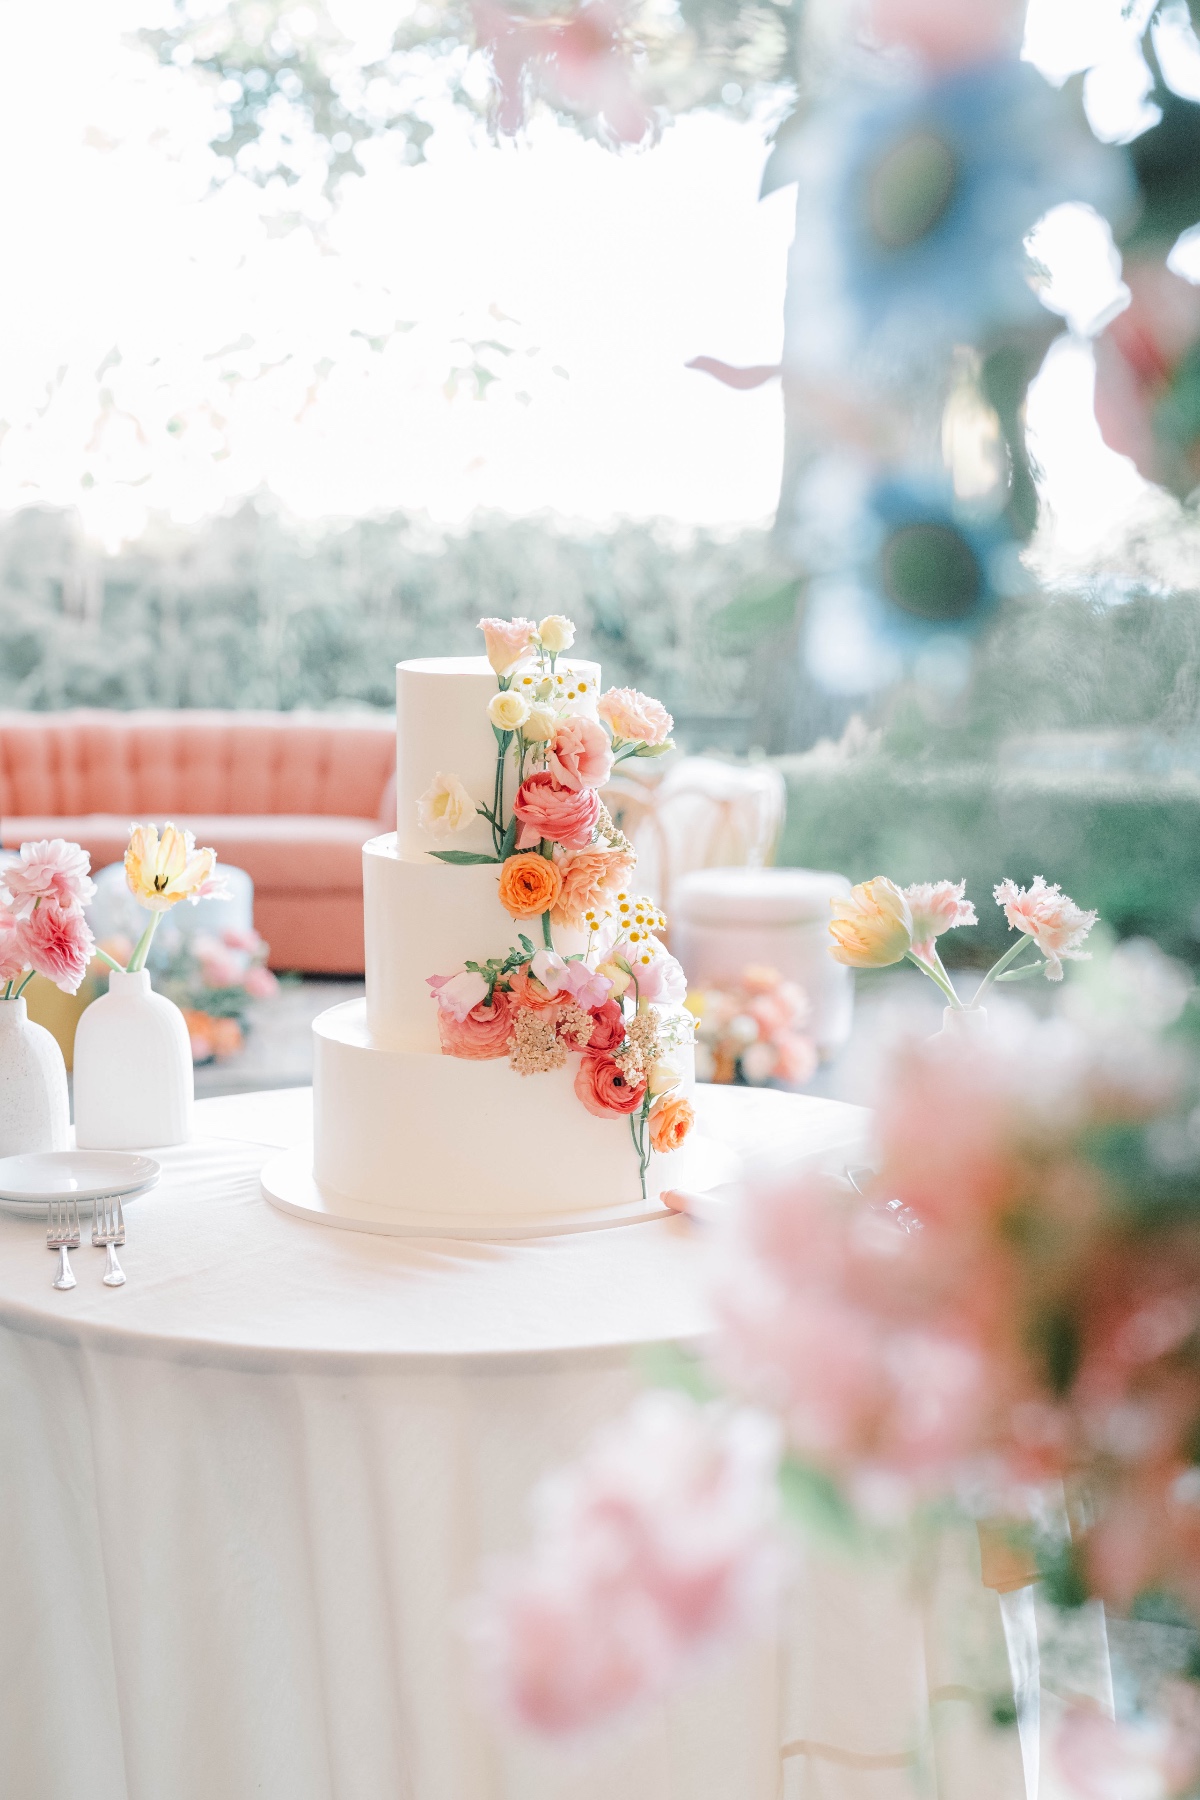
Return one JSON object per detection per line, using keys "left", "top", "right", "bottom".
{"left": 829, "top": 878, "right": 913, "bottom": 968}
{"left": 125, "top": 822, "right": 217, "bottom": 913}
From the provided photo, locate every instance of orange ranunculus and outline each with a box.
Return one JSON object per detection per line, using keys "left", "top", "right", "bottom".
{"left": 498, "top": 851, "right": 563, "bottom": 919}
{"left": 649, "top": 1090, "right": 695, "bottom": 1153}
{"left": 828, "top": 878, "right": 913, "bottom": 969}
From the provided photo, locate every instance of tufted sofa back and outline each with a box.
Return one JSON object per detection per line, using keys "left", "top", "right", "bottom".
{"left": 0, "top": 710, "right": 395, "bottom": 822}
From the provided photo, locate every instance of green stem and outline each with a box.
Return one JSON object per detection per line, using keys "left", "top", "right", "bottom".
{"left": 127, "top": 912, "right": 161, "bottom": 973}
{"left": 904, "top": 949, "right": 961, "bottom": 1008}
{"left": 541, "top": 910, "right": 553, "bottom": 950}
{"left": 93, "top": 945, "right": 127, "bottom": 973}
{"left": 974, "top": 935, "right": 1036, "bottom": 1003}
{"left": 13, "top": 970, "right": 35, "bottom": 1000}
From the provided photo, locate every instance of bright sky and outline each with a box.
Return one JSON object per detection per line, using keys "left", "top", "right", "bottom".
{"left": 0, "top": 0, "right": 1189, "bottom": 555}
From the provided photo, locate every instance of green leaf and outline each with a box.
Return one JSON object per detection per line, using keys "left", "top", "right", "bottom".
{"left": 633, "top": 1343, "right": 716, "bottom": 1401}
{"left": 995, "top": 962, "right": 1046, "bottom": 982}
{"left": 428, "top": 851, "right": 501, "bottom": 865}
{"left": 634, "top": 739, "right": 676, "bottom": 759}
{"left": 500, "top": 814, "right": 517, "bottom": 860}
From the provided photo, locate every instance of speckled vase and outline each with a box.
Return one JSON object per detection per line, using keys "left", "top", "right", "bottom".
{"left": 73, "top": 969, "right": 194, "bottom": 1149}
{"left": 0, "top": 997, "right": 70, "bottom": 1155}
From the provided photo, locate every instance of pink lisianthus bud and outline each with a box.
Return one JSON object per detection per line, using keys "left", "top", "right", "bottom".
{"left": 994, "top": 876, "right": 1098, "bottom": 980}
{"left": 546, "top": 715, "right": 613, "bottom": 792}
{"left": 478, "top": 615, "right": 537, "bottom": 676}
{"left": 2, "top": 838, "right": 95, "bottom": 917}
{"left": 467, "top": 1391, "right": 782, "bottom": 1737}
{"left": 19, "top": 902, "right": 95, "bottom": 994}
{"left": 902, "top": 879, "right": 977, "bottom": 962}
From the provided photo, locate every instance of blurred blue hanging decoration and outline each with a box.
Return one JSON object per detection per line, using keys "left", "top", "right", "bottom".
{"left": 768, "top": 38, "right": 1136, "bottom": 696}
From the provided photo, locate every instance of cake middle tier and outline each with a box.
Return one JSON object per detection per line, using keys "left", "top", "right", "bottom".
{"left": 364, "top": 833, "right": 587, "bottom": 1051}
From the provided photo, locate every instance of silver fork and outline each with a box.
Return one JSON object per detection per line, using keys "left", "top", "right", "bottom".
{"left": 47, "top": 1198, "right": 81, "bottom": 1291}
{"left": 92, "top": 1194, "right": 127, "bottom": 1288}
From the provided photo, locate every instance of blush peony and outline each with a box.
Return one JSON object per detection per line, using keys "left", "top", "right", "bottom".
{"left": 512, "top": 773, "right": 601, "bottom": 850}
{"left": 19, "top": 902, "right": 95, "bottom": 994}
{"left": 574, "top": 1049, "right": 646, "bottom": 1116}
{"left": 546, "top": 716, "right": 612, "bottom": 792}
{"left": 497, "top": 851, "right": 563, "bottom": 919}
{"left": 2, "top": 839, "right": 95, "bottom": 916}
{"left": 598, "top": 686, "right": 674, "bottom": 747}
{"left": 436, "top": 989, "right": 515, "bottom": 1059}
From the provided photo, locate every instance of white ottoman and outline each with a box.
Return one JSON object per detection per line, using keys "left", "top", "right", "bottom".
{"left": 672, "top": 866, "right": 854, "bottom": 1057}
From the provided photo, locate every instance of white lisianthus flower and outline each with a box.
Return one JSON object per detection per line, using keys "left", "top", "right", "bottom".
{"left": 538, "top": 614, "right": 576, "bottom": 654}
{"left": 417, "top": 772, "right": 477, "bottom": 838}
{"left": 523, "top": 703, "right": 557, "bottom": 742}
{"left": 489, "top": 690, "right": 531, "bottom": 732}
{"left": 647, "top": 1059, "right": 683, "bottom": 1098}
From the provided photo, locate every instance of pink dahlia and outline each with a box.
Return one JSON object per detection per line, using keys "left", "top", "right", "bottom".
{"left": 3, "top": 838, "right": 95, "bottom": 917}
{"left": 994, "top": 876, "right": 1098, "bottom": 980}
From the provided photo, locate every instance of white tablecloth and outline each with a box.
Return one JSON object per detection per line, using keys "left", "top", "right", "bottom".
{"left": 0, "top": 1086, "right": 1036, "bottom": 1800}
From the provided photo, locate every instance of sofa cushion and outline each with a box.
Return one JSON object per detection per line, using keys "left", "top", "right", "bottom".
{"left": 0, "top": 816, "right": 381, "bottom": 894}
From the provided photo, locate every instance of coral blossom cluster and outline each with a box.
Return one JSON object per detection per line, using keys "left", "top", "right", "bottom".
{"left": 688, "top": 964, "right": 818, "bottom": 1088}
{"left": 0, "top": 839, "right": 97, "bottom": 994}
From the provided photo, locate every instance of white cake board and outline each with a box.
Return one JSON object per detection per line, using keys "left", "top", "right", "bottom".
{"left": 260, "top": 1132, "right": 742, "bottom": 1241}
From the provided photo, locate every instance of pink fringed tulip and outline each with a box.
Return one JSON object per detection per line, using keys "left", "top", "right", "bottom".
{"left": 994, "top": 876, "right": 1098, "bottom": 980}
{"left": 468, "top": 1392, "right": 781, "bottom": 1736}
{"left": 903, "top": 879, "right": 977, "bottom": 963}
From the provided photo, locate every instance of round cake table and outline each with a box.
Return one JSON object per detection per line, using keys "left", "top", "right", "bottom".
{"left": 0, "top": 1085, "right": 1032, "bottom": 1800}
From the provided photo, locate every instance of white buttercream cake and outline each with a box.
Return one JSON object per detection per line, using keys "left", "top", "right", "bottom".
{"left": 309, "top": 630, "right": 699, "bottom": 1231}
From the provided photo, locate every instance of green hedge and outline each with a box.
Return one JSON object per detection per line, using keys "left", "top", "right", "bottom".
{"left": 776, "top": 755, "right": 1200, "bottom": 965}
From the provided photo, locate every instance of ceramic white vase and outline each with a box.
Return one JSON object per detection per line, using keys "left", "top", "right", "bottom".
{"left": 0, "top": 997, "right": 71, "bottom": 1155}
{"left": 938, "top": 1005, "right": 988, "bottom": 1039}
{"left": 73, "top": 968, "right": 194, "bottom": 1149}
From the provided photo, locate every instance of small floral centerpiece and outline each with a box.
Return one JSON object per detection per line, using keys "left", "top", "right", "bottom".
{"left": 0, "top": 839, "right": 97, "bottom": 998}
{"left": 97, "top": 922, "right": 278, "bottom": 1064}
{"left": 422, "top": 616, "right": 694, "bottom": 1196}
{"left": 686, "top": 965, "right": 818, "bottom": 1088}
{"left": 91, "top": 822, "right": 228, "bottom": 977}
{"left": 828, "top": 873, "right": 1098, "bottom": 1005}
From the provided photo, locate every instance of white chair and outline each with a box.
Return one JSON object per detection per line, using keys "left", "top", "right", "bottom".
{"left": 604, "top": 755, "right": 787, "bottom": 914}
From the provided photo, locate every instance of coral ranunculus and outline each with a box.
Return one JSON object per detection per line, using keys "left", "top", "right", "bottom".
{"left": 497, "top": 851, "right": 563, "bottom": 919}
{"left": 551, "top": 844, "right": 637, "bottom": 926}
{"left": 649, "top": 1091, "right": 694, "bottom": 1154}
{"left": 597, "top": 686, "right": 673, "bottom": 746}
{"left": 512, "top": 772, "right": 601, "bottom": 850}
{"left": 19, "top": 902, "right": 95, "bottom": 994}
{"left": 828, "top": 878, "right": 913, "bottom": 968}
{"left": 547, "top": 716, "right": 613, "bottom": 792}
{"left": 574, "top": 1049, "right": 646, "bottom": 1116}
{"left": 585, "top": 998, "right": 625, "bottom": 1051}
{"left": 436, "top": 989, "right": 516, "bottom": 1060}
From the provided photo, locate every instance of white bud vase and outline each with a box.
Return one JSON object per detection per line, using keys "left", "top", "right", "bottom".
{"left": 937, "top": 1005, "right": 988, "bottom": 1040}
{"left": 0, "top": 997, "right": 70, "bottom": 1155}
{"left": 73, "top": 968, "right": 194, "bottom": 1149}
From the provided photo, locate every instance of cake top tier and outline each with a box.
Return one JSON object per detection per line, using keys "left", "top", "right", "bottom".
{"left": 395, "top": 653, "right": 602, "bottom": 861}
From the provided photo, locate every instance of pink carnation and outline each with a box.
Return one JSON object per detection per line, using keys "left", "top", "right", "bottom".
{"left": 0, "top": 911, "right": 28, "bottom": 985}
{"left": 994, "top": 876, "right": 1098, "bottom": 980}
{"left": 597, "top": 686, "right": 673, "bottom": 747}
{"left": 467, "top": 1391, "right": 781, "bottom": 1737}
{"left": 18, "top": 901, "right": 95, "bottom": 995}
{"left": 478, "top": 616, "right": 536, "bottom": 676}
{"left": 546, "top": 715, "right": 613, "bottom": 792}
{"left": 513, "top": 772, "right": 600, "bottom": 850}
{"left": 902, "top": 879, "right": 977, "bottom": 962}
{"left": 3, "top": 838, "right": 95, "bottom": 917}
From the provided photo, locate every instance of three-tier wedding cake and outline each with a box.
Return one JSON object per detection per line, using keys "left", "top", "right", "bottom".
{"left": 287, "top": 614, "right": 701, "bottom": 1235}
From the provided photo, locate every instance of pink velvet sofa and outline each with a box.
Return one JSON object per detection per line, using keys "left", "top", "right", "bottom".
{"left": 0, "top": 711, "right": 395, "bottom": 973}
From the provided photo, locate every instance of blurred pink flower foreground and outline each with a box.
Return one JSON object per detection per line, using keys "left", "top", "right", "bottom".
{"left": 468, "top": 1391, "right": 781, "bottom": 1736}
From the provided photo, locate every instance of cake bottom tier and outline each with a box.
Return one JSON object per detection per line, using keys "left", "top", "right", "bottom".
{"left": 312, "top": 999, "right": 694, "bottom": 1229}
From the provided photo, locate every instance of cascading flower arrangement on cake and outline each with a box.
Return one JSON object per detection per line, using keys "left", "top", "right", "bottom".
{"left": 421, "top": 614, "right": 694, "bottom": 1196}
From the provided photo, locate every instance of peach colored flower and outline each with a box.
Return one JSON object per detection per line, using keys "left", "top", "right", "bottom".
{"left": 505, "top": 967, "right": 562, "bottom": 1014}
{"left": 598, "top": 686, "right": 673, "bottom": 746}
{"left": 828, "top": 878, "right": 912, "bottom": 968}
{"left": 498, "top": 851, "right": 563, "bottom": 919}
{"left": 547, "top": 715, "right": 612, "bottom": 792}
{"left": 2, "top": 839, "right": 95, "bottom": 917}
{"left": 649, "top": 1091, "right": 694, "bottom": 1154}
{"left": 513, "top": 772, "right": 600, "bottom": 850}
{"left": 994, "top": 876, "right": 1098, "bottom": 980}
{"left": 551, "top": 844, "right": 637, "bottom": 927}
{"left": 437, "top": 989, "right": 515, "bottom": 1060}
{"left": 903, "top": 879, "right": 977, "bottom": 962}
{"left": 574, "top": 1048, "right": 646, "bottom": 1116}
{"left": 467, "top": 1392, "right": 781, "bottom": 1736}
{"left": 125, "top": 823, "right": 217, "bottom": 912}
{"left": 19, "top": 902, "right": 95, "bottom": 994}
{"left": 478, "top": 616, "right": 536, "bottom": 676}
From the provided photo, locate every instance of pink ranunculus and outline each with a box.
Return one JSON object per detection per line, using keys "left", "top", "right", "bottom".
{"left": 597, "top": 686, "right": 673, "bottom": 747}
{"left": 428, "top": 968, "right": 489, "bottom": 1022}
{"left": 629, "top": 949, "right": 686, "bottom": 1006}
{"left": 902, "top": 879, "right": 977, "bottom": 962}
{"left": 437, "top": 989, "right": 515, "bottom": 1060}
{"left": 547, "top": 715, "right": 613, "bottom": 792}
{"left": 513, "top": 772, "right": 601, "bottom": 850}
{"left": 994, "top": 876, "right": 1098, "bottom": 980}
{"left": 0, "top": 910, "right": 28, "bottom": 985}
{"left": 2, "top": 838, "right": 95, "bottom": 917}
{"left": 19, "top": 902, "right": 95, "bottom": 995}
{"left": 574, "top": 1048, "right": 646, "bottom": 1115}
{"left": 467, "top": 1391, "right": 781, "bottom": 1736}
{"left": 478, "top": 615, "right": 536, "bottom": 677}
{"left": 241, "top": 964, "right": 279, "bottom": 999}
